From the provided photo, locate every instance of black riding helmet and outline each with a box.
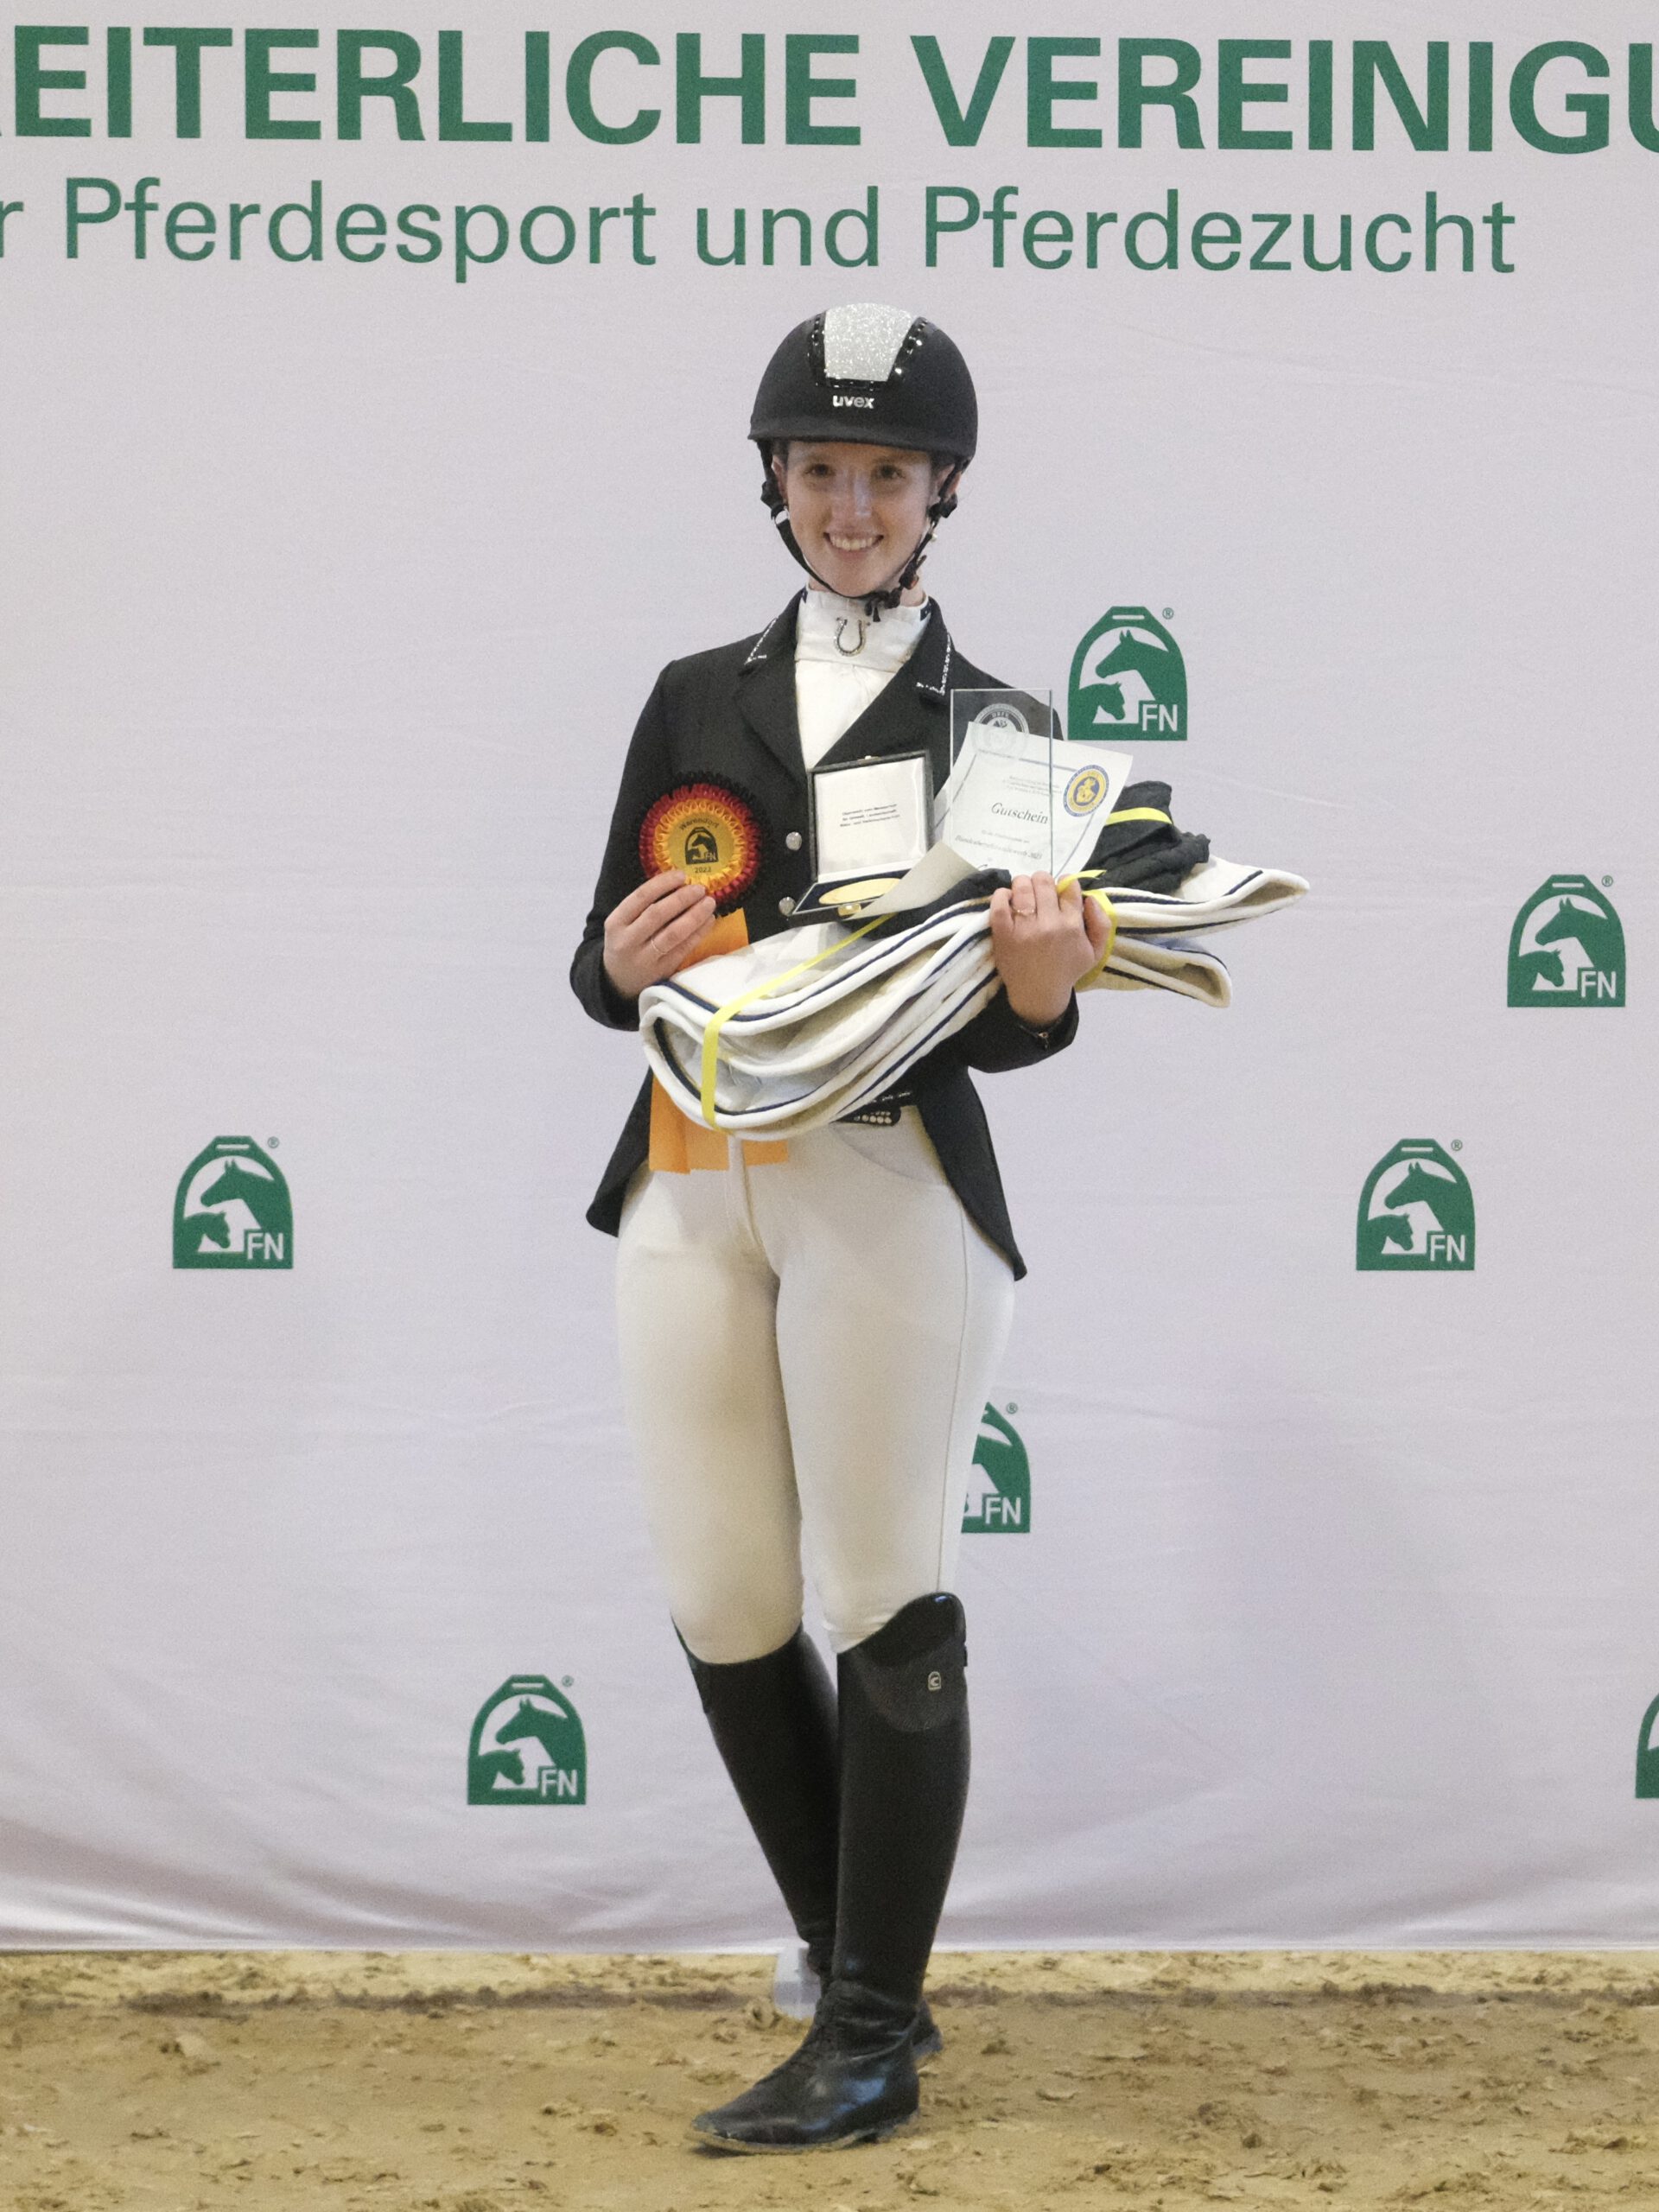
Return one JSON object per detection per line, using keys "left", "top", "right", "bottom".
{"left": 749, "top": 303, "right": 978, "bottom": 613}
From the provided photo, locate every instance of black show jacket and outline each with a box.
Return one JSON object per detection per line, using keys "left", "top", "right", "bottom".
{"left": 569, "top": 593, "right": 1079, "bottom": 1280}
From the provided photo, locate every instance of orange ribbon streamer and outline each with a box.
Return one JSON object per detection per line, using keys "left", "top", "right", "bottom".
{"left": 646, "top": 910, "right": 788, "bottom": 1173}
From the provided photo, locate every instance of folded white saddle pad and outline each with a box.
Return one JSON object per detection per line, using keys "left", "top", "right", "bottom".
{"left": 639, "top": 855, "right": 1306, "bottom": 1140}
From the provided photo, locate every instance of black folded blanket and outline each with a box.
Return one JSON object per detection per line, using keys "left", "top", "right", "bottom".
{"left": 1084, "top": 779, "right": 1209, "bottom": 893}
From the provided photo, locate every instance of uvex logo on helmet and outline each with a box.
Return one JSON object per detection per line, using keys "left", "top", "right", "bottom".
{"left": 832, "top": 394, "right": 875, "bottom": 409}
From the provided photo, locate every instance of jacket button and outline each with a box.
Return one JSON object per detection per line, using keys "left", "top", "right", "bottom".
{"left": 785, "top": 830, "right": 803, "bottom": 851}
{"left": 778, "top": 895, "right": 795, "bottom": 916}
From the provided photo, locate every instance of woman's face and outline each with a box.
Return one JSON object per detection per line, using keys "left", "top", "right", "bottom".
{"left": 772, "top": 442, "right": 954, "bottom": 601}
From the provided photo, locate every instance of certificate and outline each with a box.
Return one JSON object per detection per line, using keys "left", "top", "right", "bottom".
{"left": 938, "top": 716, "right": 1132, "bottom": 880}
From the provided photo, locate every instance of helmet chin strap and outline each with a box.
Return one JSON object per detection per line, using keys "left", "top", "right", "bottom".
{"left": 763, "top": 460, "right": 964, "bottom": 620}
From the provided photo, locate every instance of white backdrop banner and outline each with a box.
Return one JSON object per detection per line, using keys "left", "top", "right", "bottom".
{"left": 3, "top": 2, "right": 1656, "bottom": 1948}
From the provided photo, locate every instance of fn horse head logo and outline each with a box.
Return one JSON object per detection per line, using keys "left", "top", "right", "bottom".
{"left": 1508, "top": 878, "right": 1624, "bottom": 1007}
{"left": 173, "top": 1138, "right": 292, "bottom": 1268}
{"left": 1357, "top": 1141, "right": 1475, "bottom": 1272}
{"left": 1637, "top": 1694, "right": 1659, "bottom": 1798}
{"left": 468, "top": 1677, "right": 588, "bottom": 1806}
{"left": 963, "top": 1405, "right": 1031, "bottom": 1535}
{"left": 1068, "top": 607, "right": 1185, "bottom": 741}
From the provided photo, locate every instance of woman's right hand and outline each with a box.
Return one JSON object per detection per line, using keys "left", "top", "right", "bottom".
{"left": 602, "top": 871, "right": 718, "bottom": 1001}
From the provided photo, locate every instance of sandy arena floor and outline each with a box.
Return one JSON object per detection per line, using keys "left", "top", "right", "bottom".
{"left": 3, "top": 1949, "right": 1659, "bottom": 2209}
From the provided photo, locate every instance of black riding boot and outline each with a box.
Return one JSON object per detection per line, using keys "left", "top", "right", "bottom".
{"left": 692, "top": 1593, "right": 969, "bottom": 2153}
{"left": 683, "top": 1626, "right": 840, "bottom": 1982}
{"left": 682, "top": 1627, "right": 945, "bottom": 2063}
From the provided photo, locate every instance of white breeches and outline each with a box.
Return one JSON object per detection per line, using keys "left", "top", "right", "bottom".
{"left": 615, "top": 1111, "right": 1015, "bottom": 1663}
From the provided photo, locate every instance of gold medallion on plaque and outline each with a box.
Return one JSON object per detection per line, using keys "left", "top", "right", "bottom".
{"left": 639, "top": 781, "right": 763, "bottom": 912}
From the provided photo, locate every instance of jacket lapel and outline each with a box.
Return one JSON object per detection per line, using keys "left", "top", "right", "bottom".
{"left": 736, "top": 595, "right": 808, "bottom": 786}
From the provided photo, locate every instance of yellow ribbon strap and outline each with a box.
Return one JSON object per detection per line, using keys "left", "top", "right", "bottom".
{"left": 699, "top": 916, "right": 887, "bottom": 1128}
{"left": 1058, "top": 809, "right": 1166, "bottom": 988}
{"left": 1054, "top": 862, "right": 1127, "bottom": 992}
{"left": 651, "top": 910, "right": 757, "bottom": 1171}
{"left": 1075, "top": 891, "right": 1118, "bottom": 988}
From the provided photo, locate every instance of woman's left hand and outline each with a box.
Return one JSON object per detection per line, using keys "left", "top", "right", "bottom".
{"left": 988, "top": 873, "right": 1112, "bottom": 1029}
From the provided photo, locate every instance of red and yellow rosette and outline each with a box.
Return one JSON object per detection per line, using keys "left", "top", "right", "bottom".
{"left": 639, "top": 780, "right": 763, "bottom": 914}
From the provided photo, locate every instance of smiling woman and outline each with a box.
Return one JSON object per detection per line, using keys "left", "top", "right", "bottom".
{"left": 768, "top": 444, "right": 957, "bottom": 608}
{"left": 748, "top": 304, "right": 974, "bottom": 619}
{"left": 569, "top": 301, "right": 1108, "bottom": 2158}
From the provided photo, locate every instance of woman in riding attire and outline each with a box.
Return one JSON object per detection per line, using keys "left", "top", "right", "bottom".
{"left": 571, "top": 303, "right": 1107, "bottom": 2153}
